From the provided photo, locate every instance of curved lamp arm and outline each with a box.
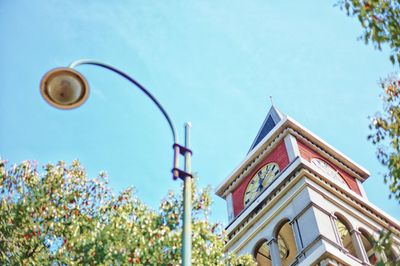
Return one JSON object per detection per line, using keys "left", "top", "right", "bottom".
{"left": 69, "top": 59, "right": 178, "bottom": 144}
{"left": 41, "top": 59, "right": 192, "bottom": 264}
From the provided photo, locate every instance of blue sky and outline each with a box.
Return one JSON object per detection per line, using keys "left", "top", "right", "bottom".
{"left": 0, "top": 0, "right": 398, "bottom": 224}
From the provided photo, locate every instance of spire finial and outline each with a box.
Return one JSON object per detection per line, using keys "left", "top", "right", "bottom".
{"left": 269, "top": 96, "right": 274, "bottom": 106}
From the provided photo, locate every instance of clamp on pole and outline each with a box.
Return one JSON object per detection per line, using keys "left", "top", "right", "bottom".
{"left": 172, "top": 143, "right": 193, "bottom": 180}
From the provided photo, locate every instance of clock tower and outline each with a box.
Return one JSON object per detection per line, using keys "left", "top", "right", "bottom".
{"left": 216, "top": 106, "right": 400, "bottom": 265}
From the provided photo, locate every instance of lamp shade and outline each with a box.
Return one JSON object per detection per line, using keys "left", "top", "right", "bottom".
{"left": 40, "top": 67, "right": 89, "bottom": 109}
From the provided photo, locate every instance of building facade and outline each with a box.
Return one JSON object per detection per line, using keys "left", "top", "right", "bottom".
{"left": 216, "top": 106, "right": 400, "bottom": 265}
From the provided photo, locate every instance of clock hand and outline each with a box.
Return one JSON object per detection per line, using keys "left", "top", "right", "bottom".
{"left": 257, "top": 176, "right": 264, "bottom": 192}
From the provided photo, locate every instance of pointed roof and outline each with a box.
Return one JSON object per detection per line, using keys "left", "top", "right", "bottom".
{"left": 248, "top": 105, "right": 284, "bottom": 153}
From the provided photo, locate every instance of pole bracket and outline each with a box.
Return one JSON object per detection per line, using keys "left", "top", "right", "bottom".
{"left": 172, "top": 168, "right": 192, "bottom": 180}
{"left": 173, "top": 143, "right": 193, "bottom": 156}
{"left": 172, "top": 143, "right": 193, "bottom": 180}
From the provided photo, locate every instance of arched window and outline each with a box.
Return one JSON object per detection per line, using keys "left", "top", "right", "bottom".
{"left": 359, "top": 229, "right": 378, "bottom": 265}
{"left": 335, "top": 215, "right": 358, "bottom": 258}
{"left": 253, "top": 231, "right": 294, "bottom": 266}
{"left": 254, "top": 240, "right": 272, "bottom": 266}
{"left": 253, "top": 236, "right": 291, "bottom": 265}
{"left": 275, "top": 221, "right": 298, "bottom": 266}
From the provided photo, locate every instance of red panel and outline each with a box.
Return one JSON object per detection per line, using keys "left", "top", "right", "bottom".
{"left": 297, "top": 140, "right": 362, "bottom": 195}
{"left": 232, "top": 141, "right": 290, "bottom": 216}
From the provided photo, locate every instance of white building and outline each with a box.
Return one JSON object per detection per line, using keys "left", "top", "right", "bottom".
{"left": 216, "top": 106, "right": 400, "bottom": 265}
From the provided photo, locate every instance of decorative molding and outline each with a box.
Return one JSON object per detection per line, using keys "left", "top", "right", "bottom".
{"left": 284, "top": 133, "right": 300, "bottom": 162}
{"left": 290, "top": 129, "right": 365, "bottom": 181}
{"left": 226, "top": 166, "right": 400, "bottom": 252}
{"left": 220, "top": 128, "right": 290, "bottom": 197}
{"left": 356, "top": 179, "right": 368, "bottom": 199}
{"left": 227, "top": 157, "right": 301, "bottom": 228}
{"left": 304, "top": 169, "right": 400, "bottom": 236}
{"left": 226, "top": 193, "right": 234, "bottom": 222}
{"left": 226, "top": 168, "right": 305, "bottom": 247}
{"left": 299, "top": 235, "right": 364, "bottom": 266}
{"left": 330, "top": 214, "right": 341, "bottom": 246}
{"left": 218, "top": 124, "right": 368, "bottom": 198}
{"left": 290, "top": 218, "right": 304, "bottom": 253}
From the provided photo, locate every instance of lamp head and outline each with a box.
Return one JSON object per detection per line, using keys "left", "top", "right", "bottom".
{"left": 40, "top": 67, "right": 89, "bottom": 109}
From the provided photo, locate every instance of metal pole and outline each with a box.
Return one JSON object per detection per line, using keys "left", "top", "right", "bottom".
{"left": 182, "top": 122, "right": 192, "bottom": 266}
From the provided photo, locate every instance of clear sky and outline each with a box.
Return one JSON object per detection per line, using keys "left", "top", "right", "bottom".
{"left": 1, "top": 1, "right": 398, "bottom": 224}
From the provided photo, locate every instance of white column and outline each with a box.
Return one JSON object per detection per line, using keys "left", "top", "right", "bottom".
{"left": 351, "top": 229, "right": 369, "bottom": 263}
{"left": 289, "top": 219, "right": 303, "bottom": 251}
{"left": 226, "top": 193, "right": 234, "bottom": 222}
{"left": 356, "top": 179, "right": 368, "bottom": 199}
{"left": 290, "top": 219, "right": 305, "bottom": 262}
{"left": 330, "top": 215, "right": 341, "bottom": 245}
{"left": 284, "top": 134, "right": 300, "bottom": 162}
{"left": 267, "top": 237, "right": 281, "bottom": 266}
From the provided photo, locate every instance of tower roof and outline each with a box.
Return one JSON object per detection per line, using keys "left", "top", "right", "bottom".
{"left": 248, "top": 105, "right": 284, "bottom": 153}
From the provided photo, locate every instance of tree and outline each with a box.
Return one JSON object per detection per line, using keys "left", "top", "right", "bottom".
{"left": 0, "top": 159, "right": 255, "bottom": 265}
{"left": 368, "top": 73, "right": 400, "bottom": 265}
{"left": 337, "top": 0, "right": 400, "bottom": 198}
{"left": 338, "top": 1, "right": 400, "bottom": 264}
{"left": 338, "top": 0, "right": 400, "bottom": 65}
{"left": 369, "top": 73, "right": 400, "bottom": 202}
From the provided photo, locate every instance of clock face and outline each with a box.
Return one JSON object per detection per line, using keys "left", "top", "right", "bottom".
{"left": 311, "top": 158, "right": 348, "bottom": 187}
{"left": 244, "top": 163, "right": 280, "bottom": 206}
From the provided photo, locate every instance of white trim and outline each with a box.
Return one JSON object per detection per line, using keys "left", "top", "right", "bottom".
{"left": 248, "top": 105, "right": 284, "bottom": 153}
{"left": 298, "top": 241, "right": 364, "bottom": 266}
{"left": 216, "top": 117, "right": 370, "bottom": 197}
{"left": 227, "top": 193, "right": 234, "bottom": 222}
{"left": 226, "top": 157, "right": 302, "bottom": 234}
{"left": 284, "top": 134, "right": 300, "bottom": 162}
{"left": 290, "top": 218, "right": 304, "bottom": 251}
{"left": 303, "top": 158, "right": 368, "bottom": 205}
{"left": 302, "top": 168, "right": 400, "bottom": 233}
{"left": 216, "top": 117, "right": 288, "bottom": 196}
{"left": 356, "top": 179, "right": 368, "bottom": 200}
{"left": 305, "top": 159, "right": 352, "bottom": 193}
{"left": 270, "top": 105, "right": 284, "bottom": 122}
{"left": 352, "top": 230, "right": 369, "bottom": 263}
{"left": 226, "top": 162, "right": 400, "bottom": 250}
{"left": 226, "top": 177, "right": 308, "bottom": 252}
{"left": 286, "top": 116, "right": 370, "bottom": 178}
{"left": 267, "top": 237, "right": 281, "bottom": 265}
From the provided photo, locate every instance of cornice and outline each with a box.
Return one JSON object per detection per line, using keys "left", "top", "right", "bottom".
{"left": 286, "top": 116, "right": 369, "bottom": 180}
{"left": 290, "top": 128, "right": 365, "bottom": 182}
{"left": 216, "top": 125, "right": 291, "bottom": 198}
{"left": 225, "top": 165, "right": 400, "bottom": 251}
{"left": 226, "top": 168, "right": 305, "bottom": 249}
{"left": 304, "top": 168, "right": 400, "bottom": 236}
{"left": 216, "top": 120, "right": 369, "bottom": 198}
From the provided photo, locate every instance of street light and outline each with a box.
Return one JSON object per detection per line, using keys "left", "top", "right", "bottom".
{"left": 40, "top": 59, "right": 193, "bottom": 266}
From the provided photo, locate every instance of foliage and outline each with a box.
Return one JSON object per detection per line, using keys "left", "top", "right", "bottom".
{"left": 373, "top": 229, "right": 397, "bottom": 265}
{"left": 0, "top": 159, "right": 255, "bottom": 265}
{"left": 337, "top": 2, "right": 400, "bottom": 264}
{"left": 368, "top": 73, "right": 400, "bottom": 265}
{"left": 337, "top": 0, "right": 400, "bottom": 65}
{"left": 369, "top": 73, "right": 400, "bottom": 201}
